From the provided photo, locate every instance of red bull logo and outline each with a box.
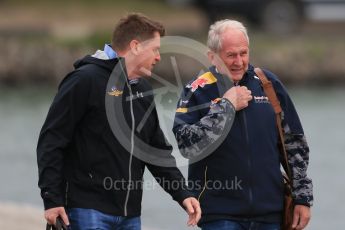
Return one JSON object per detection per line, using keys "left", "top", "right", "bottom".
{"left": 186, "top": 72, "right": 217, "bottom": 92}
{"left": 187, "top": 78, "right": 208, "bottom": 92}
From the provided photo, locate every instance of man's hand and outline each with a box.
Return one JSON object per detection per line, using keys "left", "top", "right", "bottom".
{"left": 223, "top": 86, "right": 252, "bottom": 111}
{"left": 182, "top": 197, "right": 201, "bottom": 227}
{"left": 44, "top": 207, "right": 70, "bottom": 226}
{"left": 292, "top": 205, "right": 311, "bottom": 230}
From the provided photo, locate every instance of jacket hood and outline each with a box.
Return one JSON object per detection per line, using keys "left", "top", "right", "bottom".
{"left": 73, "top": 55, "right": 120, "bottom": 72}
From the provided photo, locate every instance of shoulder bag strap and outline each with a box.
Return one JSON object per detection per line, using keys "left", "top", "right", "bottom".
{"left": 254, "top": 68, "right": 292, "bottom": 184}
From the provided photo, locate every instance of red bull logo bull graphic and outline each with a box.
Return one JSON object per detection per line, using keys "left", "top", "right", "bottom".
{"left": 188, "top": 78, "right": 208, "bottom": 92}
{"left": 186, "top": 72, "right": 217, "bottom": 92}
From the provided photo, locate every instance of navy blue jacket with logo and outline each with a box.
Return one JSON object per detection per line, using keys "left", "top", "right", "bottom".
{"left": 173, "top": 65, "right": 313, "bottom": 224}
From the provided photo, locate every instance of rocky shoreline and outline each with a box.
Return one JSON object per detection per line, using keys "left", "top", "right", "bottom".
{"left": 1, "top": 32, "right": 344, "bottom": 87}
{"left": 0, "top": 38, "right": 81, "bottom": 86}
{"left": 1, "top": 1, "right": 345, "bottom": 87}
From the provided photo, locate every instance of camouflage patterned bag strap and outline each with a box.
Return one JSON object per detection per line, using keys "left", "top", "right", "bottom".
{"left": 254, "top": 68, "right": 292, "bottom": 183}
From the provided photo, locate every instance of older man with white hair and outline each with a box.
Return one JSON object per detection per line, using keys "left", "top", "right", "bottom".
{"left": 173, "top": 19, "right": 313, "bottom": 230}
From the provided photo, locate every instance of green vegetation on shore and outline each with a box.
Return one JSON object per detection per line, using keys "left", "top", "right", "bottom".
{"left": 1, "top": 0, "right": 344, "bottom": 86}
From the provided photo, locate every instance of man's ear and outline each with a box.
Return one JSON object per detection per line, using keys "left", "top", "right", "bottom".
{"left": 129, "top": 40, "right": 140, "bottom": 55}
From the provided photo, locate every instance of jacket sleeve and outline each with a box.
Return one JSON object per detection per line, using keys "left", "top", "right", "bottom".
{"left": 146, "top": 107, "right": 193, "bottom": 205}
{"left": 36, "top": 72, "right": 91, "bottom": 210}
{"left": 270, "top": 73, "right": 314, "bottom": 207}
{"left": 172, "top": 86, "right": 236, "bottom": 159}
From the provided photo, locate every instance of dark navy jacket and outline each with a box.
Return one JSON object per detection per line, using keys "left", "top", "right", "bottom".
{"left": 173, "top": 65, "right": 313, "bottom": 224}
{"left": 37, "top": 55, "right": 192, "bottom": 217}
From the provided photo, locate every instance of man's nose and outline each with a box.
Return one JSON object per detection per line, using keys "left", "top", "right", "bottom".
{"left": 155, "top": 53, "right": 161, "bottom": 62}
{"left": 234, "top": 55, "right": 243, "bottom": 65}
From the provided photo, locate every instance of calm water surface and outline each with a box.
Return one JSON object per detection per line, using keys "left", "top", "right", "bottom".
{"left": 0, "top": 86, "right": 344, "bottom": 229}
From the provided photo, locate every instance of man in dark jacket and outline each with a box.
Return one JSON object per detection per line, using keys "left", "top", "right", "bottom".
{"left": 37, "top": 13, "right": 200, "bottom": 230}
{"left": 173, "top": 19, "right": 313, "bottom": 230}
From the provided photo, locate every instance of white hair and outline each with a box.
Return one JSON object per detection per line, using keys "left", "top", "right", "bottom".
{"left": 207, "top": 19, "right": 249, "bottom": 53}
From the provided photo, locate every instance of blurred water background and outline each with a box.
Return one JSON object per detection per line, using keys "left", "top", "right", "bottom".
{"left": 1, "top": 0, "right": 345, "bottom": 229}
{"left": 0, "top": 85, "right": 345, "bottom": 229}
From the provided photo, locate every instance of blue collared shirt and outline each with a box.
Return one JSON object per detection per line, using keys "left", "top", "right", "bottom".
{"left": 104, "top": 44, "right": 118, "bottom": 59}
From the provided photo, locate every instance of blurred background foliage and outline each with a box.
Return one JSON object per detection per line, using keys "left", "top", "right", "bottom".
{"left": 0, "top": 0, "right": 344, "bottom": 86}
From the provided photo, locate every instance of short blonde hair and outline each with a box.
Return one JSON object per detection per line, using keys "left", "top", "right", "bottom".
{"left": 207, "top": 19, "right": 249, "bottom": 53}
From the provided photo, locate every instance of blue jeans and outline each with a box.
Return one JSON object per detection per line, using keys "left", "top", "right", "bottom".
{"left": 201, "top": 220, "right": 280, "bottom": 230}
{"left": 67, "top": 208, "right": 141, "bottom": 230}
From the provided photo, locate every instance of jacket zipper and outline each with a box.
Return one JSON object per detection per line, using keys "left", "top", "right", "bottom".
{"left": 124, "top": 83, "right": 135, "bottom": 217}
{"left": 242, "top": 110, "right": 253, "bottom": 211}
{"left": 235, "top": 81, "right": 253, "bottom": 211}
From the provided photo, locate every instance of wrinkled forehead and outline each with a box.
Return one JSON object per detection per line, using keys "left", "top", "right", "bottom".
{"left": 220, "top": 29, "right": 249, "bottom": 48}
